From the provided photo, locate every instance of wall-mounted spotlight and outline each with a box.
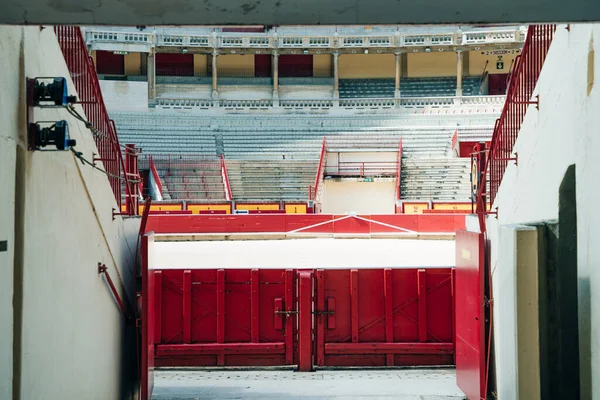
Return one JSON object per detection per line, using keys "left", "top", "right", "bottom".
{"left": 28, "top": 120, "right": 76, "bottom": 151}
{"left": 181, "top": 48, "right": 189, "bottom": 53}
{"left": 425, "top": 47, "right": 431, "bottom": 52}
{"left": 364, "top": 49, "right": 369, "bottom": 54}
{"left": 31, "top": 77, "right": 77, "bottom": 106}
{"left": 303, "top": 49, "right": 309, "bottom": 55}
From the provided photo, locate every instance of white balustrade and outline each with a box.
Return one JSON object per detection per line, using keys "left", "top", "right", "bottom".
{"left": 85, "top": 26, "right": 523, "bottom": 51}
{"left": 462, "top": 30, "right": 519, "bottom": 44}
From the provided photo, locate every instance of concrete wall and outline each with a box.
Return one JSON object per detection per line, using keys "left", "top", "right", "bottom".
{"left": 0, "top": 26, "right": 139, "bottom": 399}
{"left": 194, "top": 54, "right": 208, "bottom": 76}
{"left": 124, "top": 52, "right": 142, "bottom": 75}
{"left": 322, "top": 179, "right": 395, "bottom": 214}
{"left": 217, "top": 54, "right": 255, "bottom": 75}
{"left": 486, "top": 23, "right": 599, "bottom": 399}
{"left": 406, "top": 52, "right": 457, "bottom": 77}
{"left": 313, "top": 54, "right": 332, "bottom": 76}
{"left": 156, "top": 83, "right": 212, "bottom": 99}
{"left": 100, "top": 80, "right": 149, "bottom": 112}
{"left": 468, "top": 49, "right": 519, "bottom": 75}
{"left": 339, "top": 54, "right": 395, "bottom": 78}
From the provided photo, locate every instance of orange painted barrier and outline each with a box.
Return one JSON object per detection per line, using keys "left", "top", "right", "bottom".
{"left": 188, "top": 204, "right": 232, "bottom": 214}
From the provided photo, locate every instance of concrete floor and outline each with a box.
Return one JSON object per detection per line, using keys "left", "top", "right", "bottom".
{"left": 152, "top": 368, "right": 466, "bottom": 400}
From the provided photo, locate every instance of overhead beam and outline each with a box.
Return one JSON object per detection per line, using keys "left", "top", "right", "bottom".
{"left": 1, "top": 0, "right": 599, "bottom": 25}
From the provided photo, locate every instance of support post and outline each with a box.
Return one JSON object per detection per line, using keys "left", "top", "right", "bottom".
{"left": 212, "top": 50, "right": 219, "bottom": 104}
{"left": 395, "top": 52, "right": 401, "bottom": 104}
{"left": 333, "top": 52, "right": 340, "bottom": 106}
{"left": 216, "top": 269, "right": 225, "bottom": 365}
{"left": 456, "top": 50, "right": 464, "bottom": 101}
{"left": 298, "top": 271, "right": 313, "bottom": 371}
{"left": 272, "top": 51, "right": 279, "bottom": 106}
{"left": 147, "top": 49, "right": 156, "bottom": 105}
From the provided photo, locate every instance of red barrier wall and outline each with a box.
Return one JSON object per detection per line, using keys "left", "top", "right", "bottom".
{"left": 146, "top": 214, "right": 466, "bottom": 234}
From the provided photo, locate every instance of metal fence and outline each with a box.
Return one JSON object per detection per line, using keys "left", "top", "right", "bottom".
{"left": 54, "top": 26, "right": 134, "bottom": 212}
{"left": 486, "top": 24, "right": 555, "bottom": 206}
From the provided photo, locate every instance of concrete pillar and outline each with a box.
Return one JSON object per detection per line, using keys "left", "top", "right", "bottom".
{"left": 395, "top": 52, "right": 401, "bottom": 101}
{"left": 147, "top": 49, "right": 156, "bottom": 104}
{"left": 212, "top": 51, "right": 219, "bottom": 101}
{"left": 272, "top": 52, "right": 279, "bottom": 106}
{"left": 333, "top": 52, "right": 340, "bottom": 104}
{"left": 456, "top": 50, "right": 463, "bottom": 98}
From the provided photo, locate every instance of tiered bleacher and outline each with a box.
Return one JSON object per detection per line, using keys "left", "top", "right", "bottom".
{"left": 140, "top": 155, "right": 226, "bottom": 201}
{"left": 115, "top": 111, "right": 492, "bottom": 202}
{"left": 226, "top": 160, "right": 317, "bottom": 201}
{"left": 400, "top": 157, "right": 472, "bottom": 201}
{"left": 339, "top": 76, "right": 483, "bottom": 99}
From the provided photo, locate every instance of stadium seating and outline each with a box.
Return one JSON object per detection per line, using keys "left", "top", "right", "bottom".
{"left": 226, "top": 160, "right": 317, "bottom": 201}
{"left": 114, "top": 112, "right": 491, "bottom": 202}
{"left": 400, "top": 157, "right": 471, "bottom": 200}
{"left": 338, "top": 76, "right": 482, "bottom": 99}
{"left": 140, "top": 155, "right": 226, "bottom": 200}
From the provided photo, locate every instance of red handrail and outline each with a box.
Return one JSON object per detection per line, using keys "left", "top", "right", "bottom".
{"left": 221, "top": 155, "right": 233, "bottom": 201}
{"left": 148, "top": 155, "right": 163, "bottom": 197}
{"left": 396, "top": 138, "right": 403, "bottom": 201}
{"left": 312, "top": 137, "right": 327, "bottom": 201}
{"left": 325, "top": 161, "right": 398, "bottom": 177}
{"left": 54, "top": 26, "right": 134, "bottom": 213}
{"left": 476, "top": 25, "right": 556, "bottom": 224}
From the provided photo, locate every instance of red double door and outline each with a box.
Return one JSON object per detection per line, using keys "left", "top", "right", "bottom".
{"left": 148, "top": 267, "right": 455, "bottom": 370}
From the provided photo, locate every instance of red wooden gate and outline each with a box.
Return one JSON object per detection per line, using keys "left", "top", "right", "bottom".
{"left": 153, "top": 268, "right": 297, "bottom": 367}
{"left": 314, "top": 268, "right": 455, "bottom": 367}
{"left": 141, "top": 233, "right": 156, "bottom": 400}
{"left": 455, "top": 230, "right": 486, "bottom": 400}
{"left": 146, "top": 267, "right": 455, "bottom": 370}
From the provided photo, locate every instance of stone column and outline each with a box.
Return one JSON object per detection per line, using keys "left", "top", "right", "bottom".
{"left": 456, "top": 50, "right": 463, "bottom": 98}
{"left": 272, "top": 52, "right": 279, "bottom": 106}
{"left": 333, "top": 52, "right": 340, "bottom": 106}
{"left": 147, "top": 49, "right": 156, "bottom": 104}
{"left": 212, "top": 50, "right": 219, "bottom": 102}
{"left": 395, "top": 52, "right": 401, "bottom": 104}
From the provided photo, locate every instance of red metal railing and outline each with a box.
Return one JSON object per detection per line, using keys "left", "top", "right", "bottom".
{"left": 149, "top": 155, "right": 163, "bottom": 198}
{"left": 395, "top": 138, "right": 403, "bottom": 200}
{"left": 310, "top": 137, "right": 327, "bottom": 201}
{"left": 477, "top": 25, "right": 555, "bottom": 220}
{"left": 140, "top": 154, "right": 224, "bottom": 200}
{"left": 54, "top": 26, "right": 134, "bottom": 212}
{"left": 325, "top": 161, "right": 398, "bottom": 177}
{"left": 221, "top": 155, "right": 233, "bottom": 201}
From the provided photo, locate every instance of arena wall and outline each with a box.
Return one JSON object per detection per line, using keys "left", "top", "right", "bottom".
{"left": 483, "top": 23, "right": 599, "bottom": 399}
{"left": 322, "top": 180, "right": 396, "bottom": 214}
{"left": 339, "top": 54, "right": 395, "bottom": 78}
{"left": 194, "top": 53, "right": 208, "bottom": 76}
{"left": 313, "top": 53, "right": 332, "bottom": 76}
{"left": 468, "top": 50, "right": 519, "bottom": 75}
{"left": 100, "top": 80, "right": 149, "bottom": 111}
{"left": 406, "top": 52, "right": 457, "bottom": 77}
{"left": 124, "top": 52, "right": 142, "bottom": 75}
{"left": 0, "top": 26, "right": 139, "bottom": 399}
{"left": 217, "top": 54, "right": 255, "bottom": 75}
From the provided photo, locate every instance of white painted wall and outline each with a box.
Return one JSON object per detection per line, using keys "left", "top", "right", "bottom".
{"left": 322, "top": 179, "right": 396, "bottom": 214}
{"left": 156, "top": 83, "right": 212, "bottom": 99}
{"left": 486, "top": 23, "right": 600, "bottom": 399}
{"left": 279, "top": 85, "right": 333, "bottom": 100}
{"left": 0, "top": 26, "right": 139, "bottom": 399}
{"left": 325, "top": 151, "right": 397, "bottom": 167}
{"left": 0, "top": 25, "right": 21, "bottom": 400}
{"left": 99, "top": 79, "right": 148, "bottom": 112}
{"left": 154, "top": 239, "right": 456, "bottom": 269}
